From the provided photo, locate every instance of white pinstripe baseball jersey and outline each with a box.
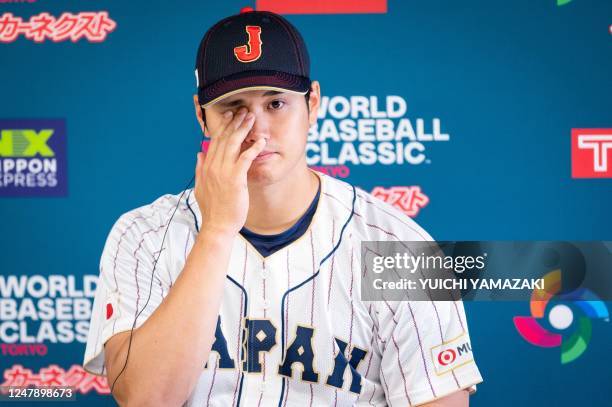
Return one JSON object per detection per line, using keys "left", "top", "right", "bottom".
{"left": 84, "top": 171, "right": 482, "bottom": 406}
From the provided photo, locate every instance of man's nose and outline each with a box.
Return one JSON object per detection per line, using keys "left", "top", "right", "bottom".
{"left": 244, "top": 112, "right": 270, "bottom": 144}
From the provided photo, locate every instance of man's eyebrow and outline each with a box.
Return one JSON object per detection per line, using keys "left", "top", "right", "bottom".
{"left": 263, "top": 90, "right": 283, "bottom": 96}
{"left": 217, "top": 90, "right": 285, "bottom": 108}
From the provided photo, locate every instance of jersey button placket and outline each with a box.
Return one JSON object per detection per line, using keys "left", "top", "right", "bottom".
{"left": 261, "top": 263, "right": 269, "bottom": 308}
{"left": 258, "top": 261, "right": 268, "bottom": 399}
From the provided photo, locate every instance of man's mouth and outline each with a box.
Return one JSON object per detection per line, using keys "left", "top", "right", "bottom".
{"left": 254, "top": 151, "right": 276, "bottom": 161}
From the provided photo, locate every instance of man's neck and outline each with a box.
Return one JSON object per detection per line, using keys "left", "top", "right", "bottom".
{"left": 244, "top": 167, "right": 320, "bottom": 235}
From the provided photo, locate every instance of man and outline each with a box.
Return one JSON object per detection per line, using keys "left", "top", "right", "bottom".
{"left": 84, "top": 8, "right": 482, "bottom": 406}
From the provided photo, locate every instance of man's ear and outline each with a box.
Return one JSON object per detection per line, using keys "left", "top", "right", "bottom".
{"left": 193, "top": 94, "right": 209, "bottom": 137}
{"left": 308, "top": 80, "right": 321, "bottom": 127}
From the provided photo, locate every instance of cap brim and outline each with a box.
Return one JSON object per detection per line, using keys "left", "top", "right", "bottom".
{"left": 198, "top": 71, "right": 311, "bottom": 108}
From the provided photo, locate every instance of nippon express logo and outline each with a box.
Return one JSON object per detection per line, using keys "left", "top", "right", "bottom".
{"left": 513, "top": 270, "right": 609, "bottom": 364}
{"left": 0, "top": 120, "right": 67, "bottom": 197}
{"left": 307, "top": 95, "right": 449, "bottom": 168}
{"left": 571, "top": 128, "right": 612, "bottom": 178}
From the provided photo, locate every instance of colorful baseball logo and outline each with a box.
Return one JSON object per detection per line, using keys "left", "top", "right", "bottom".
{"left": 513, "top": 270, "right": 609, "bottom": 364}
{"left": 437, "top": 349, "right": 457, "bottom": 366}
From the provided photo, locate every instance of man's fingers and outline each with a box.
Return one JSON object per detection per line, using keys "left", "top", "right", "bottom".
{"left": 203, "top": 137, "right": 219, "bottom": 172}
{"left": 205, "top": 107, "right": 259, "bottom": 171}
{"left": 235, "top": 112, "right": 255, "bottom": 138}
{"left": 236, "top": 139, "right": 267, "bottom": 172}
{"left": 210, "top": 109, "right": 247, "bottom": 168}
{"left": 195, "top": 152, "right": 203, "bottom": 189}
{"left": 225, "top": 108, "right": 248, "bottom": 135}
{"left": 215, "top": 110, "right": 234, "bottom": 136}
{"left": 224, "top": 113, "right": 256, "bottom": 159}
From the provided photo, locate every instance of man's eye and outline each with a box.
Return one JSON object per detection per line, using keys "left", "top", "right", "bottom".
{"left": 269, "top": 100, "right": 285, "bottom": 110}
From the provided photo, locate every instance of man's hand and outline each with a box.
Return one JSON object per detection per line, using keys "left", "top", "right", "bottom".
{"left": 194, "top": 107, "right": 266, "bottom": 236}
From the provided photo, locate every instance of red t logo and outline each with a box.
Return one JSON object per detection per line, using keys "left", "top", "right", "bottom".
{"left": 571, "top": 129, "right": 612, "bottom": 178}
{"left": 234, "top": 26, "right": 263, "bottom": 63}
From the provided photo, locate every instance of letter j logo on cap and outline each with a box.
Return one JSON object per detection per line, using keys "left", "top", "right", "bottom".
{"left": 234, "top": 26, "right": 263, "bottom": 63}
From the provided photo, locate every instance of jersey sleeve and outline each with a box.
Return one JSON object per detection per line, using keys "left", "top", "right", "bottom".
{"left": 374, "top": 299, "right": 483, "bottom": 406}
{"left": 83, "top": 212, "right": 170, "bottom": 376}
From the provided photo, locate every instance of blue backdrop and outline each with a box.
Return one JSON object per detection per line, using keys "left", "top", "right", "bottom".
{"left": 1, "top": 0, "right": 611, "bottom": 405}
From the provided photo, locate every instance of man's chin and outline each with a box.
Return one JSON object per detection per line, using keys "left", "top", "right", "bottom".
{"left": 246, "top": 165, "right": 279, "bottom": 185}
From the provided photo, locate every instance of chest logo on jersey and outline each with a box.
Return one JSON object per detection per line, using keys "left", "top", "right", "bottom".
{"left": 205, "top": 317, "right": 368, "bottom": 394}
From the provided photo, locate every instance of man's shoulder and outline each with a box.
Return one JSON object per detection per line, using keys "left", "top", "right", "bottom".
{"left": 109, "top": 189, "right": 195, "bottom": 236}
{"left": 321, "top": 174, "right": 433, "bottom": 242}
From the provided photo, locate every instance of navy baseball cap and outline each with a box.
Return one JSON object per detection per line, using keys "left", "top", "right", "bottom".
{"left": 195, "top": 8, "right": 311, "bottom": 108}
